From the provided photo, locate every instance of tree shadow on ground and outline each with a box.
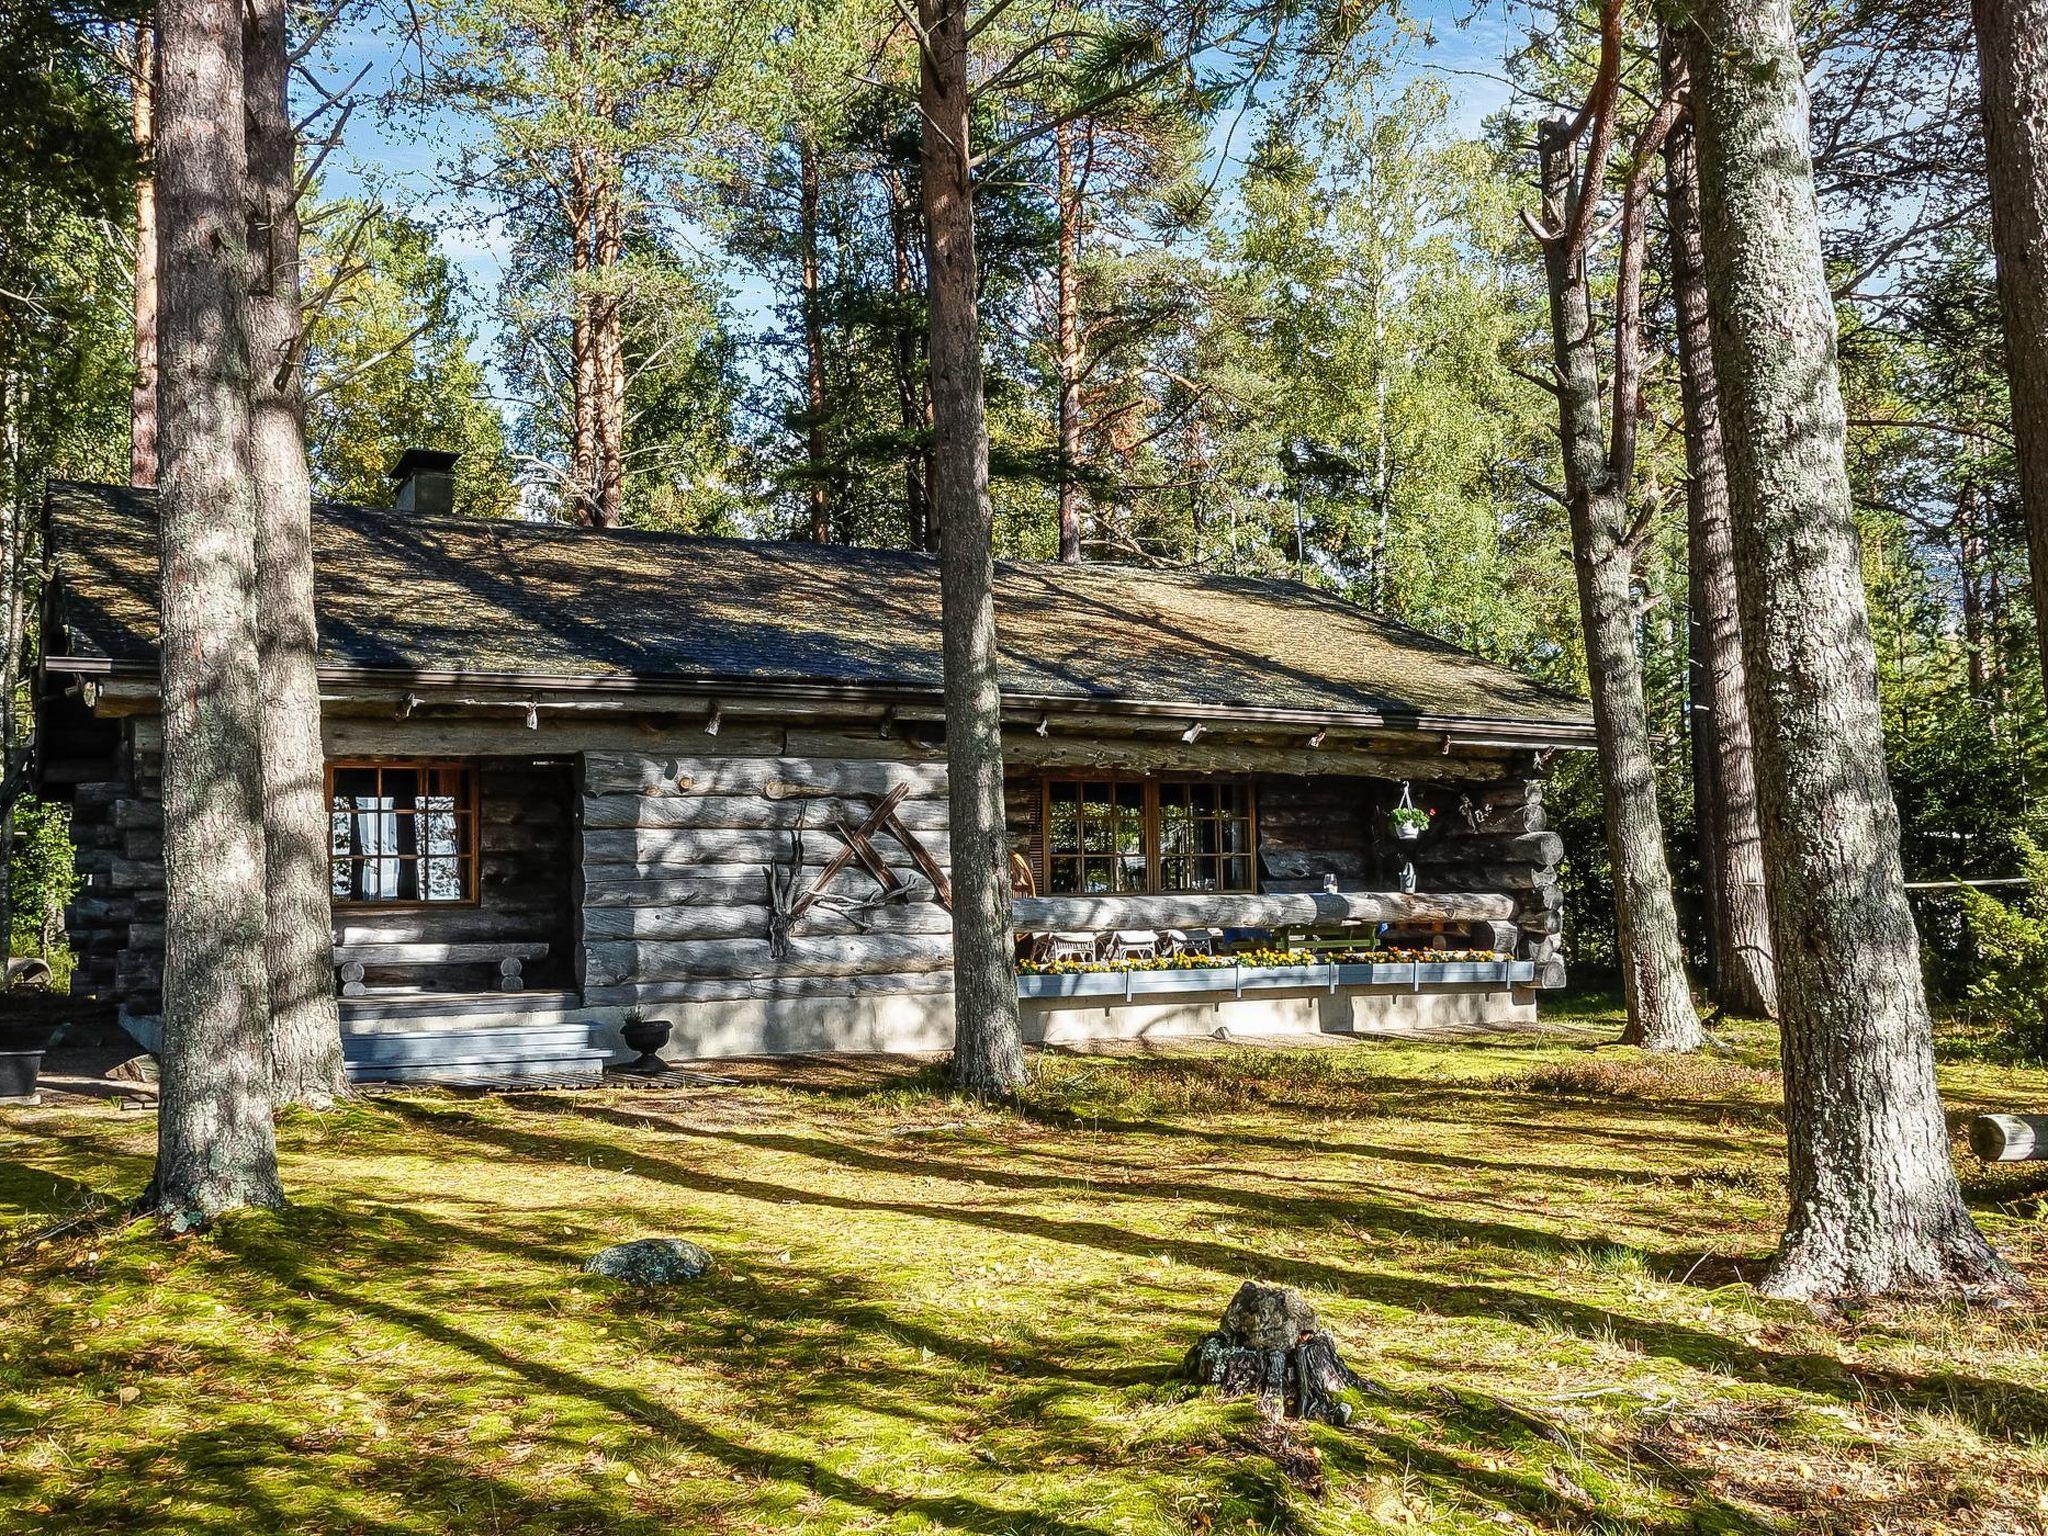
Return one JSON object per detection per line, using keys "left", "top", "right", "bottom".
{"left": 385, "top": 1097, "right": 2048, "bottom": 1446}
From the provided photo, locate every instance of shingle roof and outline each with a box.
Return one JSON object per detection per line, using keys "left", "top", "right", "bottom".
{"left": 43, "top": 481, "right": 1592, "bottom": 736}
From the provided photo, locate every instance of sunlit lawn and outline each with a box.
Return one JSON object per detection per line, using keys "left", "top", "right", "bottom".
{"left": 4, "top": 1001, "right": 2047, "bottom": 1534}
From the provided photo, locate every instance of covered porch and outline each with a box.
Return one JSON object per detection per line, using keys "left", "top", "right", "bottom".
{"left": 997, "top": 758, "right": 1563, "bottom": 1044}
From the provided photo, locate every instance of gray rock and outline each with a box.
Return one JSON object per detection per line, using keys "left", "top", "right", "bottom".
{"left": 1220, "top": 1280, "right": 1320, "bottom": 1351}
{"left": 583, "top": 1238, "right": 711, "bottom": 1285}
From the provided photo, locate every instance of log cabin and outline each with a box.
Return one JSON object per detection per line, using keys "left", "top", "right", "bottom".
{"left": 35, "top": 455, "right": 1594, "bottom": 1084}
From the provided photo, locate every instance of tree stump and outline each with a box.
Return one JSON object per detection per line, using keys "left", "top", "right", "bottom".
{"left": 1183, "top": 1281, "right": 1369, "bottom": 1425}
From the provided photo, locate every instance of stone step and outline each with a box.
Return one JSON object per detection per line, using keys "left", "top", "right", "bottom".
{"left": 339, "top": 991, "right": 585, "bottom": 1033}
{"left": 342, "top": 1020, "right": 610, "bottom": 1086}
{"left": 346, "top": 1053, "right": 607, "bottom": 1088}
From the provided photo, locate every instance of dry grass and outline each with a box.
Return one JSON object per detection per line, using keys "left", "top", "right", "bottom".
{"left": 3, "top": 1002, "right": 2047, "bottom": 1535}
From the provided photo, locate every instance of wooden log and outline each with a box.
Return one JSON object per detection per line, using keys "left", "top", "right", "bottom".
{"left": 1462, "top": 791, "right": 1546, "bottom": 836}
{"left": 333, "top": 941, "right": 549, "bottom": 965}
{"left": 1416, "top": 831, "right": 1564, "bottom": 869}
{"left": 1003, "top": 733, "right": 1515, "bottom": 782}
{"left": 1423, "top": 863, "right": 1557, "bottom": 893}
{"left": 1970, "top": 1113, "right": 2048, "bottom": 1162}
{"left": 113, "top": 798, "right": 163, "bottom": 830}
{"left": 783, "top": 728, "right": 946, "bottom": 762}
{"left": 330, "top": 910, "right": 567, "bottom": 946}
{"left": 1010, "top": 889, "right": 1517, "bottom": 933}
{"left": 109, "top": 857, "right": 165, "bottom": 891}
{"left": 580, "top": 901, "right": 952, "bottom": 942}
{"left": 68, "top": 896, "right": 138, "bottom": 926}
{"left": 583, "top": 933, "right": 955, "bottom": 987}
{"left": 581, "top": 867, "right": 933, "bottom": 907}
{"left": 1479, "top": 920, "right": 1520, "bottom": 954}
{"left": 38, "top": 758, "right": 116, "bottom": 787}
{"left": 579, "top": 792, "right": 948, "bottom": 832}
{"left": 72, "top": 781, "right": 131, "bottom": 812}
{"left": 583, "top": 752, "right": 948, "bottom": 800}
{"left": 71, "top": 823, "right": 119, "bottom": 853}
{"left": 582, "top": 971, "right": 955, "bottom": 1007}
{"left": 1259, "top": 849, "right": 1369, "bottom": 882}
{"left": 323, "top": 717, "right": 787, "bottom": 759}
{"left": 580, "top": 825, "right": 950, "bottom": 869}
{"left": 479, "top": 822, "right": 570, "bottom": 854}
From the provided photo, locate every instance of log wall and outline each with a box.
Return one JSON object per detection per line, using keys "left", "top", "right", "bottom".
{"left": 1411, "top": 777, "right": 1566, "bottom": 986}
{"left": 576, "top": 734, "right": 954, "bottom": 1010}
{"left": 52, "top": 705, "right": 161, "bottom": 1027}
{"left": 56, "top": 700, "right": 1566, "bottom": 1031}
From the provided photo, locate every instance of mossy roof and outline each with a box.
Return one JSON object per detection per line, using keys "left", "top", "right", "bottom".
{"left": 44, "top": 481, "right": 1591, "bottom": 735}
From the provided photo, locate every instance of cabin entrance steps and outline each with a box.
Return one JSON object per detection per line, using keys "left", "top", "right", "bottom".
{"left": 337, "top": 990, "right": 611, "bottom": 1086}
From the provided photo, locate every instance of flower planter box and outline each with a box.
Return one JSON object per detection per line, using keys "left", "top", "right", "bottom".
{"left": 1017, "top": 959, "right": 1536, "bottom": 1001}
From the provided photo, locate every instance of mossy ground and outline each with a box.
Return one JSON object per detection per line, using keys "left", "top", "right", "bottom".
{"left": 4, "top": 1001, "right": 2047, "bottom": 1534}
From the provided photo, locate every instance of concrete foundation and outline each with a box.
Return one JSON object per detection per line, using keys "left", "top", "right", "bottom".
{"left": 629, "top": 982, "right": 1538, "bottom": 1061}
{"left": 1021, "top": 984, "right": 1537, "bottom": 1045}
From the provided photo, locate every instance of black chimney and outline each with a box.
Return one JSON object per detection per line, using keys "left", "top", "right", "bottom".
{"left": 389, "top": 448, "right": 460, "bottom": 518}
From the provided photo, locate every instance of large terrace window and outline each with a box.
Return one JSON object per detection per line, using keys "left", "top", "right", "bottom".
{"left": 1042, "top": 777, "right": 1256, "bottom": 894}
{"left": 328, "top": 761, "right": 478, "bottom": 905}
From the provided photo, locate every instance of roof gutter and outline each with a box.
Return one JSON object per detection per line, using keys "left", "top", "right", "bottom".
{"left": 43, "top": 655, "right": 1598, "bottom": 750}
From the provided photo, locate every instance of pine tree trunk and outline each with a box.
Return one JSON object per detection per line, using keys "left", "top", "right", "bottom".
{"left": 1536, "top": 120, "right": 1702, "bottom": 1053}
{"left": 244, "top": 0, "right": 344, "bottom": 1107}
{"left": 568, "top": 148, "right": 599, "bottom": 525}
{"left": 150, "top": 0, "right": 284, "bottom": 1217}
{"left": 887, "top": 173, "right": 932, "bottom": 550}
{"left": 1684, "top": 0, "right": 2019, "bottom": 1300}
{"left": 131, "top": 18, "right": 158, "bottom": 489}
{"left": 1973, "top": 0, "right": 2048, "bottom": 701}
{"left": 592, "top": 157, "right": 626, "bottom": 529}
{"left": 1664, "top": 52, "right": 1778, "bottom": 1020}
{"left": 1054, "top": 118, "right": 1084, "bottom": 564}
{"left": 0, "top": 465, "right": 23, "bottom": 992}
{"left": 800, "top": 134, "right": 830, "bottom": 542}
{"left": 917, "top": 0, "right": 1026, "bottom": 1097}
{"left": 888, "top": 167, "right": 937, "bottom": 548}
{"left": 1958, "top": 479, "right": 1993, "bottom": 698}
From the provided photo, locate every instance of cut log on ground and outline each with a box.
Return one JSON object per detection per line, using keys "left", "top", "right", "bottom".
{"left": 1182, "top": 1281, "right": 1374, "bottom": 1426}
{"left": 1970, "top": 1113, "right": 2048, "bottom": 1162}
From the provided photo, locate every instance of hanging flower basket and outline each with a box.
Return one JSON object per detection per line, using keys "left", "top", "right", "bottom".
{"left": 1390, "top": 784, "right": 1432, "bottom": 843}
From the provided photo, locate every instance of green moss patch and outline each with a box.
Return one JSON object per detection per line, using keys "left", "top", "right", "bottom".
{"left": 3, "top": 1010, "right": 2045, "bottom": 1533}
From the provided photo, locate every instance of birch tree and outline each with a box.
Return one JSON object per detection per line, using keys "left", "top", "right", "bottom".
{"left": 149, "top": 0, "right": 284, "bottom": 1218}
{"left": 1682, "top": 0, "right": 2019, "bottom": 1299}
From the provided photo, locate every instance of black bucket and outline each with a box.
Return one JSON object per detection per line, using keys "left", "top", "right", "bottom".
{"left": 0, "top": 1024, "right": 54, "bottom": 1102}
{"left": 0, "top": 1047, "right": 44, "bottom": 1101}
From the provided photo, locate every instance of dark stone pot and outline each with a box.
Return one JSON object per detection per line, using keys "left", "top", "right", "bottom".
{"left": 620, "top": 1016, "right": 672, "bottom": 1073}
{"left": 0, "top": 1025, "right": 53, "bottom": 1104}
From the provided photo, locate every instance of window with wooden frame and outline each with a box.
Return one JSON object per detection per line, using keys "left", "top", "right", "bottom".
{"left": 1040, "top": 776, "right": 1256, "bottom": 894}
{"left": 327, "top": 761, "right": 479, "bottom": 905}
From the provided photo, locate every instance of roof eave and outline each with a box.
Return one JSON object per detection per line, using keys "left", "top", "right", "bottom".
{"left": 43, "top": 654, "right": 1598, "bottom": 750}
